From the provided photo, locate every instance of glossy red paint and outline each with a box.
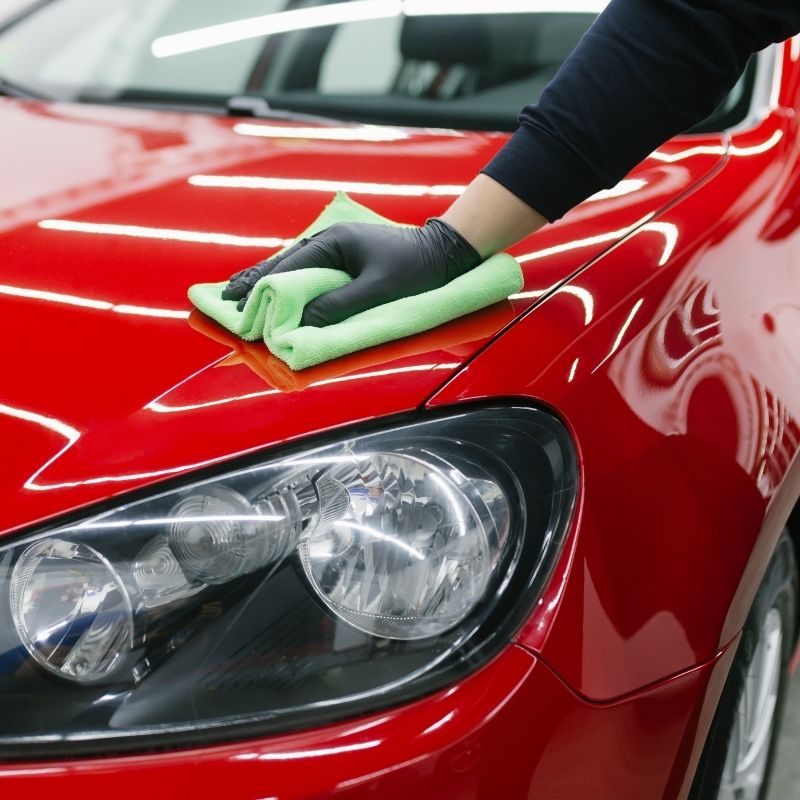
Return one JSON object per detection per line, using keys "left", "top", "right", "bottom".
{"left": 0, "top": 643, "right": 737, "bottom": 800}
{"left": 0, "top": 98, "right": 721, "bottom": 535}
{"left": 0, "top": 25, "right": 799, "bottom": 800}
{"left": 430, "top": 45, "right": 800, "bottom": 701}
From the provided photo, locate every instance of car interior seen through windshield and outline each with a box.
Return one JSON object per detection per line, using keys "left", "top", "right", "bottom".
{"left": 0, "top": 0, "right": 756, "bottom": 133}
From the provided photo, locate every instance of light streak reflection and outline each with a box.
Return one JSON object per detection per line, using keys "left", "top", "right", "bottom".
{"left": 0, "top": 403, "right": 81, "bottom": 493}
{"left": 568, "top": 357, "right": 579, "bottom": 383}
{"left": 0, "top": 284, "right": 189, "bottom": 320}
{"left": 406, "top": 0, "right": 609, "bottom": 13}
{"left": 19, "top": 362, "right": 461, "bottom": 491}
{"left": 421, "top": 710, "right": 456, "bottom": 736}
{"left": 233, "top": 123, "right": 412, "bottom": 142}
{"left": 429, "top": 472, "right": 467, "bottom": 538}
{"left": 189, "top": 175, "right": 465, "bottom": 197}
{"left": 152, "top": 1, "right": 609, "bottom": 59}
{"left": 0, "top": 768, "right": 67, "bottom": 777}
{"left": 650, "top": 145, "right": 726, "bottom": 163}
{"left": 586, "top": 179, "right": 646, "bottom": 202}
{"left": 147, "top": 388, "right": 280, "bottom": 414}
{"left": 336, "top": 521, "right": 426, "bottom": 561}
{"left": 24, "top": 452, "right": 241, "bottom": 492}
{"left": 152, "top": 1, "right": 404, "bottom": 58}
{"left": 0, "top": 403, "right": 80, "bottom": 445}
{"left": 39, "top": 219, "right": 290, "bottom": 249}
{"left": 147, "top": 364, "right": 460, "bottom": 413}
{"left": 593, "top": 297, "right": 645, "bottom": 373}
{"left": 311, "top": 363, "right": 459, "bottom": 387}
{"left": 637, "top": 221, "right": 679, "bottom": 266}
{"left": 510, "top": 286, "right": 594, "bottom": 325}
{"left": 74, "top": 515, "right": 282, "bottom": 531}
{"left": 559, "top": 286, "right": 594, "bottom": 324}
{"left": 236, "top": 740, "right": 381, "bottom": 761}
{"left": 527, "top": 219, "right": 674, "bottom": 273}
{"left": 112, "top": 305, "right": 190, "bottom": 320}
{"left": 650, "top": 130, "right": 782, "bottom": 163}
{"left": 516, "top": 216, "right": 650, "bottom": 264}
{"left": 729, "top": 130, "right": 783, "bottom": 157}
{"left": 0, "top": 283, "right": 112, "bottom": 311}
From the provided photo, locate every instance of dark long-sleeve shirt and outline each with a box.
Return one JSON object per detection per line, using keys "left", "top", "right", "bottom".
{"left": 482, "top": 0, "right": 800, "bottom": 222}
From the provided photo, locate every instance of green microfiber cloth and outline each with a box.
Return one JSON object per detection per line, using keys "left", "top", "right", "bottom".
{"left": 188, "top": 192, "right": 523, "bottom": 371}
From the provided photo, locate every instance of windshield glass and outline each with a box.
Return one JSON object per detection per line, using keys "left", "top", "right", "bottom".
{"left": 0, "top": 0, "right": 753, "bottom": 132}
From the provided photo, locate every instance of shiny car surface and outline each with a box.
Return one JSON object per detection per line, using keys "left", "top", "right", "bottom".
{"left": 1, "top": 2, "right": 799, "bottom": 798}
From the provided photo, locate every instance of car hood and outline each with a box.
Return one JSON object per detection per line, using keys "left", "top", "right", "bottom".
{"left": 0, "top": 99, "right": 725, "bottom": 535}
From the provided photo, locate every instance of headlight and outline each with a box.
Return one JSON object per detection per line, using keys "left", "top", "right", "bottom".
{"left": 0, "top": 406, "right": 576, "bottom": 757}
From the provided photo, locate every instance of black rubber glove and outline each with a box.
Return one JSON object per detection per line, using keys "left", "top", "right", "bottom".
{"left": 220, "top": 219, "right": 482, "bottom": 327}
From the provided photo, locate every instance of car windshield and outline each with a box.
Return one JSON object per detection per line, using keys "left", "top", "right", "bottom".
{"left": 0, "top": 0, "right": 754, "bottom": 132}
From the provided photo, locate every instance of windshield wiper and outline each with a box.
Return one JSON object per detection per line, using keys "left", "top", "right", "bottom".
{"left": 0, "top": 75, "right": 48, "bottom": 100}
{"left": 72, "top": 88, "right": 344, "bottom": 124}
{"left": 225, "top": 95, "right": 344, "bottom": 125}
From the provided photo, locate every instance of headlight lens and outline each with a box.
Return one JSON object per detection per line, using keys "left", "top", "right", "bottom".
{"left": 299, "top": 451, "right": 508, "bottom": 640}
{"left": 10, "top": 540, "right": 133, "bottom": 682}
{"left": 0, "top": 407, "right": 576, "bottom": 756}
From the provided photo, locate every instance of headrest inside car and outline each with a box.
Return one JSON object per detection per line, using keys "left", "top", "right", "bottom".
{"left": 399, "top": 13, "right": 595, "bottom": 69}
{"left": 400, "top": 15, "right": 490, "bottom": 66}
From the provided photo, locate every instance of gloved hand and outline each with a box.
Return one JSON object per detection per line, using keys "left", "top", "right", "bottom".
{"left": 220, "top": 218, "right": 482, "bottom": 327}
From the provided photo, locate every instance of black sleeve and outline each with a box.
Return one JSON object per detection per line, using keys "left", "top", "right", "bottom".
{"left": 481, "top": 0, "right": 800, "bottom": 222}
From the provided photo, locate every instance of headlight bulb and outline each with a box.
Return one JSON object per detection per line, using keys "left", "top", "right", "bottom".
{"left": 168, "top": 485, "right": 301, "bottom": 584}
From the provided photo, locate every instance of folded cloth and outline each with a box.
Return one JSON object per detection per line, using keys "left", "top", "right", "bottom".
{"left": 188, "top": 192, "right": 523, "bottom": 371}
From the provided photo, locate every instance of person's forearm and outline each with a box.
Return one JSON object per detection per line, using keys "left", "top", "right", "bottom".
{"left": 439, "top": 174, "right": 548, "bottom": 258}
{"left": 483, "top": 0, "right": 800, "bottom": 222}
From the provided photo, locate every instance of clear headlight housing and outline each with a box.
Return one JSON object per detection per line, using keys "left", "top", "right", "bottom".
{"left": 0, "top": 407, "right": 576, "bottom": 757}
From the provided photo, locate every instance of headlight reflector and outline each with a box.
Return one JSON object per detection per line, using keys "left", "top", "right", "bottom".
{"left": 299, "top": 452, "right": 508, "bottom": 639}
{"left": 10, "top": 539, "right": 133, "bottom": 682}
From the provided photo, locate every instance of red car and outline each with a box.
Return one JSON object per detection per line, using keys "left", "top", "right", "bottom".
{"left": 0, "top": 3, "right": 798, "bottom": 799}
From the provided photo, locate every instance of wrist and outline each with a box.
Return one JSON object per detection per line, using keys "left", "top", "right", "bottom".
{"left": 440, "top": 173, "right": 548, "bottom": 258}
{"left": 424, "top": 217, "right": 482, "bottom": 279}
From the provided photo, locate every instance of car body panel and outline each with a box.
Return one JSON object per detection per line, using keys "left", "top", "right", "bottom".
{"left": 428, "top": 105, "right": 800, "bottom": 700}
{"left": 0, "top": 99, "right": 723, "bottom": 535}
{"left": 0, "top": 641, "right": 737, "bottom": 800}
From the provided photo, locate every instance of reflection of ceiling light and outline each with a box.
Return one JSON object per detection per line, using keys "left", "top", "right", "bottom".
{"left": 146, "top": 364, "right": 458, "bottom": 414}
{"left": 0, "top": 402, "right": 81, "bottom": 496}
{"left": 516, "top": 219, "right": 645, "bottom": 263}
{"left": 637, "top": 221, "right": 678, "bottom": 267}
{"left": 649, "top": 144, "right": 726, "bottom": 163}
{"left": 510, "top": 285, "right": 594, "bottom": 325}
{"left": 0, "top": 283, "right": 189, "bottom": 320}
{"left": 404, "top": 1, "right": 608, "bottom": 13}
{"left": 152, "top": 0, "right": 608, "bottom": 59}
{"left": 729, "top": 130, "right": 783, "bottom": 157}
{"left": 189, "top": 175, "right": 465, "bottom": 197}
{"left": 593, "top": 297, "right": 644, "bottom": 373}
{"left": 0, "top": 283, "right": 112, "bottom": 311}
{"left": 152, "top": 0, "right": 403, "bottom": 58}
{"left": 586, "top": 179, "right": 646, "bottom": 201}
{"left": 568, "top": 358, "right": 579, "bottom": 382}
{"left": 233, "top": 123, "right": 410, "bottom": 142}
{"left": 650, "top": 131, "right": 781, "bottom": 163}
{"left": 39, "top": 219, "right": 289, "bottom": 249}
{"left": 112, "top": 305, "right": 189, "bottom": 319}
{"left": 0, "top": 402, "right": 80, "bottom": 445}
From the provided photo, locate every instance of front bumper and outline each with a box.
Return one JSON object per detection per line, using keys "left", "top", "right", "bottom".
{"left": 0, "top": 643, "right": 733, "bottom": 799}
